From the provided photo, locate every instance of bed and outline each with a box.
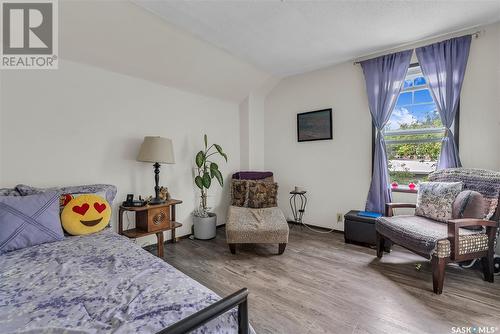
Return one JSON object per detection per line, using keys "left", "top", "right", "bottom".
{"left": 0, "top": 227, "right": 252, "bottom": 333}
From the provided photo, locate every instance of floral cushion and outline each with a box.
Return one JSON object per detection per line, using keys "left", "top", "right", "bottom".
{"left": 231, "top": 180, "right": 249, "bottom": 207}
{"left": 415, "top": 182, "right": 463, "bottom": 222}
{"left": 247, "top": 181, "right": 278, "bottom": 208}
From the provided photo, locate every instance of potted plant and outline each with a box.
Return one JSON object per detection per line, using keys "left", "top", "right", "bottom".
{"left": 193, "top": 134, "right": 227, "bottom": 239}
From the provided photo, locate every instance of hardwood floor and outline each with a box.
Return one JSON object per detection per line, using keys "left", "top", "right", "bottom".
{"left": 149, "top": 225, "right": 500, "bottom": 334}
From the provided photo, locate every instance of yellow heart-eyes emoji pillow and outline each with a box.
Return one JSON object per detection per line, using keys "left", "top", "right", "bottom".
{"left": 61, "top": 194, "right": 111, "bottom": 235}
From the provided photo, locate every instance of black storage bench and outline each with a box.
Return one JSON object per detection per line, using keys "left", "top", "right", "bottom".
{"left": 344, "top": 210, "right": 390, "bottom": 251}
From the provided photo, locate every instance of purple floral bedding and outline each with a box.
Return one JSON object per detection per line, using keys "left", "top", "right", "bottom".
{"left": 0, "top": 228, "right": 247, "bottom": 333}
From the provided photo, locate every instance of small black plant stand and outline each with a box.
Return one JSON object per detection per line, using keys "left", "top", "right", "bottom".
{"left": 289, "top": 190, "right": 307, "bottom": 226}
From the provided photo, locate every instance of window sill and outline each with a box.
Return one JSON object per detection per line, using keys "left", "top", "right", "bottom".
{"left": 391, "top": 186, "right": 417, "bottom": 194}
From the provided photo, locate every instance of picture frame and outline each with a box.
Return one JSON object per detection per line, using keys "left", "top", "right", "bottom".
{"left": 297, "top": 108, "right": 333, "bottom": 142}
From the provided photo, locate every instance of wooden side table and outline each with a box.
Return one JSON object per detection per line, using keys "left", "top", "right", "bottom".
{"left": 118, "top": 199, "right": 182, "bottom": 258}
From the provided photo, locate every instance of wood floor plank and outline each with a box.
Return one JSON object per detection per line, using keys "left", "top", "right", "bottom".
{"left": 147, "top": 225, "right": 500, "bottom": 334}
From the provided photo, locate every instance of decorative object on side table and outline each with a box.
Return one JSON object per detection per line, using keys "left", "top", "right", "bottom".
{"left": 289, "top": 186, "right": 307, "bottom": 225}
{"left": 137, "top": 136, "right": 175, "bottom": 205}
{"left": 193, "top": 134, "right": 227, "bottom": 240}
{"left": 159, "top": 186, "right": 171, "bottom": 201}
{"left": 118, "top": 199, "right": 182, "bottom": 258}
{"left": 122, "top": 194, "right": 147, "bottom": 207}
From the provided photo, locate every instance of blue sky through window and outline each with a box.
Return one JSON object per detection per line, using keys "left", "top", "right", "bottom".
{"left": 414, "top": 89, "right": 433, "bottom": 103}
{"left": 386, "top": 66, "right": 445, "bottom": 180}
{"left": 387, "top": 72, "right": 441, "bottom": 130}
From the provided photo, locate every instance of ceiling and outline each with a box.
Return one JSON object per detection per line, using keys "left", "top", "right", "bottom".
{"left": 59, "top": 1, "right": 272, "bottom": 102}
{"left": 134, "top": 0, "right": 500, "bottom": 77}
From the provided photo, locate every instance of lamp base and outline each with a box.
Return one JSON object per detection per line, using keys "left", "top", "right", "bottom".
{"left": 149, "top": 197, "right": 166, "bottom": 205}
{"left": 151, "top": 162, "right": 166, "bottom": 205}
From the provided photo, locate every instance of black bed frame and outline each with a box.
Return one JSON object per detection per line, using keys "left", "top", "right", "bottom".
{"left": 157, "top": 288, "right": 249, "bottom": 334}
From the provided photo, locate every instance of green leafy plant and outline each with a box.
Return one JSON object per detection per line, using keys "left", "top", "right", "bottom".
{"left": 386, "top": 111, "right": 443, "bottom": 161}
{"left": 388, "top": 161, "right": 415, "bottom": 185}
{"left": 194, "top": 134, "right": 227, "bottom": 217}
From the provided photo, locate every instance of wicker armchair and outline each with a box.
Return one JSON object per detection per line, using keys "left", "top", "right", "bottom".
{"left": 376, "top": 168, "right": 500, "bottom": 294}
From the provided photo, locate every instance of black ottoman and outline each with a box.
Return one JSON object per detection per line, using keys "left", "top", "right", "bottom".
{"left": 344, "top": 210, "right": 390, "bottom": 251}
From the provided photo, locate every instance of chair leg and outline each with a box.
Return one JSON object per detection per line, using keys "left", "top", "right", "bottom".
{"left": 376, "top": 232, "right": 385, "bottom": 259}
{"left": 229, "top": 244, "right": 236, "bottom": 254}
{"left": 481, "top": 253, "right": 494, "bottom": 283}
{"left": 482, "top": 226, "right": 496, "bottom": 283}
{"left": 278, "top": 243, "right": 286, "bottom": 255}
{"left": 431, "top": 256, "right": 446, "bottom": 294}
{"left": 384, "top": 240, "right": 392, "bottom": 253}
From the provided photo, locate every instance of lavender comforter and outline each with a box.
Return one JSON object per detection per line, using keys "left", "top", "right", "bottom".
{"left": 0, "top": 228, "right": 244, "bottom": 333}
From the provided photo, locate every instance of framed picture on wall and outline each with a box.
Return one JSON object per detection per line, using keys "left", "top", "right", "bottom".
{"left": 297, "top": 108, "right": 333, "bottom": 142}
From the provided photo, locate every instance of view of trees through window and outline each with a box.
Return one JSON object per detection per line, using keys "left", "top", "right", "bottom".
{"left": 384, "top": 65, "right": 445, "bottom": 187}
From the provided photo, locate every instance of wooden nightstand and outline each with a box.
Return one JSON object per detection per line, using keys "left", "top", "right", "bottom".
{"left": 118, "top": 199, "right": 182, "bottom": 258}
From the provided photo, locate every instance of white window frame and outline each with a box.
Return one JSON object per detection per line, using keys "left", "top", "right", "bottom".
{"left": 371, "top": 63, "right": 460, "bottom": 183}
{"left": 383, "top": 64, "right": 446, "bottom": 144}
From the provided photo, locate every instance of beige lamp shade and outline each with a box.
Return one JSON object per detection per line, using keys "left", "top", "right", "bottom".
{"left": 137, "top": 136, "right": 175, "bottom": 164}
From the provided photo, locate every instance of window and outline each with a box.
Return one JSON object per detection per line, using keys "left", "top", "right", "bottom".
{"left": 373, "top": 63, "right": 459, "bottom": 189}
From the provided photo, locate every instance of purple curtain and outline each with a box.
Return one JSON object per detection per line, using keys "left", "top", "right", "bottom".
{"left": 361, "top": 50, "right": 412, "bottom": 214}
{"left": 415, "top": 35, "right": 471, "bottom": 169}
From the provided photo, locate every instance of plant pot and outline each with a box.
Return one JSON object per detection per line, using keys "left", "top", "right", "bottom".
{"left": 193, "top": 212, "right": 217, "bottom": 240}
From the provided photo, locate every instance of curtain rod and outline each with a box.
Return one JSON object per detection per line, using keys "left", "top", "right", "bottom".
{"left": 353, "top": 30, "right": 481, "bottom": 65}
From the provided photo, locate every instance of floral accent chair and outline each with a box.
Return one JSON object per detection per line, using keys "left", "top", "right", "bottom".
{"left": 376, "top": 168, "right": 500, "bottom": 294}
{"left": 226, "top": 172, "right": 289, "bottom": 255}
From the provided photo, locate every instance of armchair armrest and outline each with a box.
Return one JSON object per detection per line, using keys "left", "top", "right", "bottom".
{"left": 448, "top": 218, "right": 497, "bottom": 228}
{"left": 385, "top": 203, "right": 417, "bottom": 217}
{"left": 447, "top": 219, "right": 499, "bottom": 260}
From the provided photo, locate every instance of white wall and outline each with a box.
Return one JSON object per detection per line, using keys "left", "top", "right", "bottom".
{"left": 0, "top": 60, "right": 240, "bottom": 245}
{"left": 239, "top": 97, "right": 250, "bottom": 169}
{"left": 239, "top": 93, "right": 266, "bottom": 171}
{"left": 460, "top": 23, "right": 500, "bottom": 170}
{"left": 59, "top": 0, "right": 273, "bottom": 103}
{"left": 248, "top": 93, "right": 266, "bottom": 170}
{"left": 265, "top": 22, "right": 500, "bottom": 230}
{"left": 238, "top": 78, "right": 280, "bottom": 171}
{"left": 265, "top": 62, "right": 372, "bottom": 230}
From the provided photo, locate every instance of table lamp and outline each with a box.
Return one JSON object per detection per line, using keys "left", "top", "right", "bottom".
{"left": 137, "top": 136, "right": 175, "bottom": 204}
